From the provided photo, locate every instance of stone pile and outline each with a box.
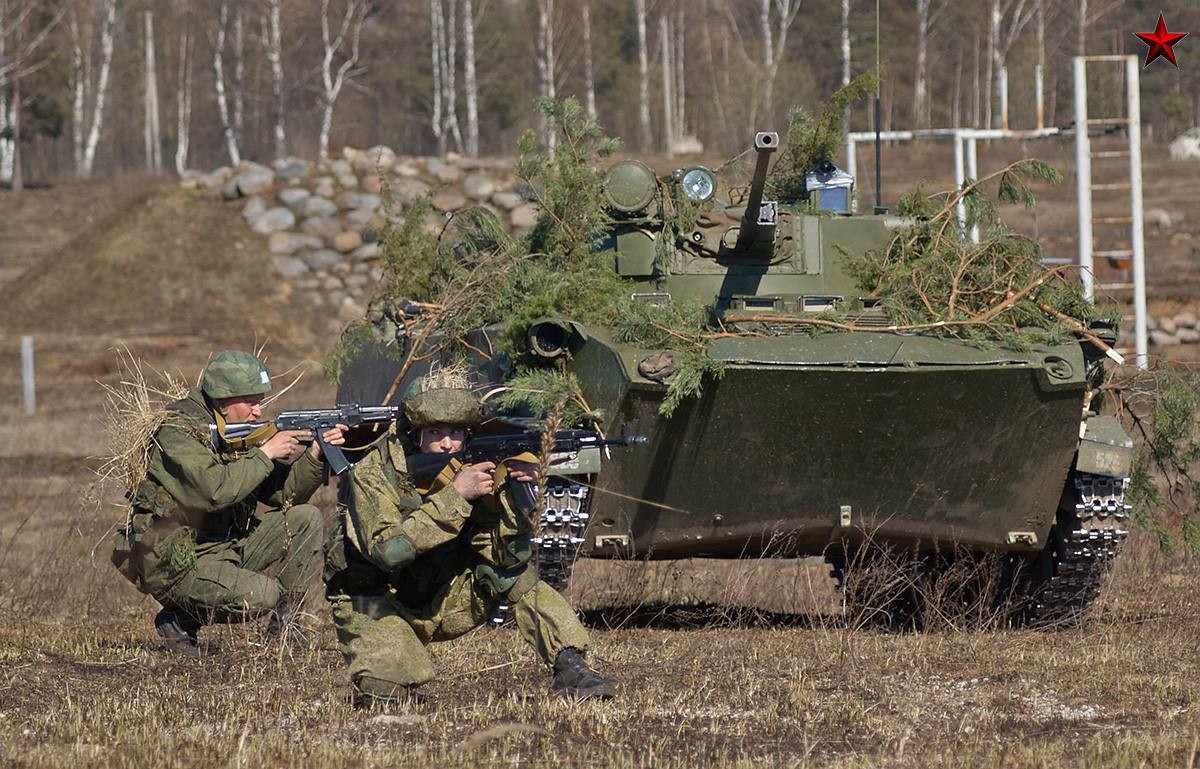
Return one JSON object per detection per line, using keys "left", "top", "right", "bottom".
{"left": 1148, "top": 310, "right": 1200, "bottom": 347}
{"left": 181, "top": 146, "right": 534, "bottom": 334}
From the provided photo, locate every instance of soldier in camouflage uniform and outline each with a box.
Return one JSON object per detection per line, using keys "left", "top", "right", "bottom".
{"left": 324, "top": 379, "right": 616, "bottom": 703}
{"left": 112, "top": 350, "right": 347, "bottom": 655}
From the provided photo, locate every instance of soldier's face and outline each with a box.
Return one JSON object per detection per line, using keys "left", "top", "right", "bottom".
{"left": 419, "top": 425, "right": 467, "bottom": 454}
{"left": 217, "top": 394, "right": 265, "bottom": 423}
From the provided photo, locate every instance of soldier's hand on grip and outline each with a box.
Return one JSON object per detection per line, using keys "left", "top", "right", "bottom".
{"left": 453, "top": 461, "right": 497, "bottom": 501}
{"left": 260, "top": 430, "right": 309, "bottom": 462}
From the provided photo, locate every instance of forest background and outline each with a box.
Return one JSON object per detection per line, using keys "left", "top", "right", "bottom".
{"left": 1, "top": 0, "right": 1197, "bottom": 190}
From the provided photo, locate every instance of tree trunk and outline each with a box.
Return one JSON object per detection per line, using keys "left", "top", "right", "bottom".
{"left": 266, "top": 0, "right": 285, "bottom": 159}
{"left": 10, "top": 63, "right": 20, "bottom": 191}
{"left": 759, "top": 0, "right": 772, "bottom": 126}
{"left": 659, "top": 14, "right": 673, "bottom": 156}
{"left": 442, "top": 0, "right": 463, "bottom": 153}
{"left": 232, "top": 2, "right": 245, "bottom": 149}
{"left": 701, "top": 0, "right": 732, "bottom": 152}
{"left": 972, "top": 27, "right": 980, "bottom": 127}
{"left": 81, "top": 0, "right": 116, "bottom": 177}
{"left": 636, "top": 0, "right": 650, "bottom": 151}
{"left": 536, "top": 0, "right": 555, "bottom": 151}
{"left": 69, "top": 12, "right": 84, "bottom": 174}
{"left": 914, "top": 0, "right": 928, "bottom": 128}
{"left": 952, "top": 43, "right": 962, "bottom": 128}
{"left": 1077, "top": 0, "right": 1086, "bottom": 56}
{"left": 144, "top": 10, "right": 162, "bottom": 172}
{"left": 175, "top": 24, "right": 193, "bottom": 176}
{"left": 841, "top": 0, "right": 850, "bottom": 135}
{"left": 1, "top": 0, "right": 13, "bottom": 185}
{"left": 986, "top": 0, "right": 997, "bottom": 129}
{"left": 582, "top": 0, "right": 596, "bottom": 120}
{"left": 675, "top": 6, "right": 685, "bottom": 142}
{"left": 318, "top": 0, "right": 368, "bottom": 161}
{"left": 463, "top": 0, "right": 479, "bottom": 156}
{"left": 430, "top": 0, "right": 444, "bottom": 154}
{"left": 213, "top": 0, "right": 241, "bottom": 165}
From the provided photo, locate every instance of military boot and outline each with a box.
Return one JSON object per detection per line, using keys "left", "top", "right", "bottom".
{"left": 155, "top": 608, "right": 201, "bottom": 656}
{"left": 266, "top": 595, "right": 314, "bottom": 650}
{"left": 550, "top": 648, "right": 616, "bottom": 700}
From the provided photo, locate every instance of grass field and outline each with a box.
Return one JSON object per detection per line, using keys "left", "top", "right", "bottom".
{"left": 1, "top": 145, "right": 1199, "bottom": 767}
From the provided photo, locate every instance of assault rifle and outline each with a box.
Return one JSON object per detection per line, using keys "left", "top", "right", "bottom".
{"left": 407, "top": 429, "right": 648, "bottom": 509}
{"left": 211, "top": 404, "right": 404, "bottom": 475}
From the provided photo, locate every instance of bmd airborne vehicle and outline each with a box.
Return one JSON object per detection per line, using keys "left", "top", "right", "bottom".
{"left": 339, "top": 132, "right": 1133, "bottom": 624}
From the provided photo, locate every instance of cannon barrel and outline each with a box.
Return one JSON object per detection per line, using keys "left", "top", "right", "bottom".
{"left": 734, "top": 131, "right": 779, "bottom": 252}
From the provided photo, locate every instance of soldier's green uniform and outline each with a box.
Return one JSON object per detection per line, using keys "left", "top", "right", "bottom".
{"left": 112, "top": 351, "right": 326, "bottom": 653}
{"left": 324, "top": 385, "right": 614, "bottom": 702}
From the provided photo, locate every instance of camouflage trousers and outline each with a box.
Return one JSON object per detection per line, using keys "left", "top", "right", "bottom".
{"left": 328, "top": 570, "right": 590, "bottom": 698}
{"left": 151, "top": 504, "right": 324, "bottom": 625}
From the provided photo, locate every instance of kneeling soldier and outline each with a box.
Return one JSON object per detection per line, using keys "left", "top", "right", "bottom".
{"left": 324, "top": 377, "right": 615, "bottom": 703}
{"left": 112, "top": 350, "right": 346, "bottom": 654}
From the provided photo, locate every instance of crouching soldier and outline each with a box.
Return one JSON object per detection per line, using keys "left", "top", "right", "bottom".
{"left": 324, "top": 377, "right": 615, "bottom": 704}
{"left": 111, "top": 350, "right": 346, "bottom": 655}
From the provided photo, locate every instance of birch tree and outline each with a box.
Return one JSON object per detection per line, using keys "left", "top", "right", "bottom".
{"left": 212, "top": 0, "right": 241, "bottom": 164}
{"left": 430, "top": 0, "right": 443, "bottom": 152}
{"left": 0, "top": 0, "right": 65, "bottom": 186}
{"left": 674, "top": 5, "right": 685, "bottom": 143}
{"left": 913, "top": 0, "right": 949, "bottom": 128}
{"left": 659, "top": 13, "right": 672, "bottom": 155}
{"left": 232, "top": 2, "right": 245, "bottom": 148}
{"left": 582, "top": 0, "right": 596, "bottom": 120}
{"left": 263, "top": 0, "right": 285, "bottom": 159}
{"left": 635, "top": 0, "right": 650, "bottom": 151}
{"left": 536, "top": 0, "right": 555, "bottom": 151}
{"left": 175, "top": 7, "right": 194, "bottom": 175}
{"left": 318, "top": 0, "right": 368, "bottom": 161}
{"left": 80, "top": 0, "right": 115, "bottom": 177}
{"left": 143, "top": 8, "right": 162, "bottom": 172}
{"left": 721, "top": 0, "right": 803, "bottom": 132}
{"left": 841, "top": 0, "right": 850, "bottom": 134}
{"left": 986, "top": 0, "right": 1036, "bottom": 129}
{"left": 463, "top": 0, "right": 478, "bottom": 156}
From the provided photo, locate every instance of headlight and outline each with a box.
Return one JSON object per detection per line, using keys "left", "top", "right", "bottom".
{"left": 680, "top": 166, "right": 716, "bottom": 202}
{"left": 603, "top": 160, "right": 658, "bottom": 214}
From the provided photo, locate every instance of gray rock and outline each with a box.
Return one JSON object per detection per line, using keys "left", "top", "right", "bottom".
{"left": 346, "top": 208, "right": 378, "bottom": 228}
{"left": 297, "top": 277, "right": 322, "bottom": 291}
{"left": 425, "top": 157, "right": 463, "bottom": 183}
{"left": 1174, "top": 311, "right": 1197, "bottom": 329}
{"left": 391, "top": 178, "right": 431, "bottom": 206}
{"left": 235, "top": 167, "right": 276, "bottom": 197}
{"left": 314, "top": 181, "right": 336, "bottom": 199}
{"left": 272, "top": 157, "right": 313, "bottom": 180}
{"left": 302, "top": 249, "right": 343, "bottom": 270}
{"left": 345, "top": 273, "right": 372, "bottom": 289}
{"left": 491, "top": 191, "right": 523, "bottom": 211}
{"left": 198, "top": 167, "right": 233, "bottom": 193}
{"left": 221, "top": 178, "right": 242, "bottom": 200}
{"left": 432, "top": 190, "right": 467, "bottom": 212}
{"left": 251, "top": 207, "right": 296, "bottom": 235}
{"left": 335, "top": 191, "right": 361, "bottom": 210}
{"left": 510, "top": 203, "right": 539, "bottom": 229}
{"left": 278, "top": 187, "right": 311, "bottom": 209}
{"left": 337, "top": 173, "right": 359, "bottom": 189}
{"left": 1150, "top": 329, "right": 1181, "bottom": 347}
{"left": 1179, "top": 327, "right": 1200, "bottom": 343}
{"left": 339, "top": 300, "right": 367, "bottom": 323}
{"left": 268, "top": 232, "right": 324, "bottom": 255}
{"left": 303, "top": 196, "right": 339, "bottom": 219}
{"left": 463, "top": 173, "right": 496, "bottom": 201}
{"left": 323, "top": 275, "right": 345, "bottom": 290}
{"left": 332, "top": 260, "right": 353, "bottom": 276}
{"left": 393, "top": 161, "right": 421, "bottom": 178}
{"left": 272, "top": 255, "right": 309, "bottom": 278}
{"left": 1159, "top": 316, "right": 1179, "bottom": 335}
{"left": 352, "top": 243, "right": 382, "bottom": 261}
{"left": 242, "top": 196, "right": 268, "bottom": 224}
{"left": 369, "top": 266, "right": 385, "bottom": 282}
{"left": 329, "top": 159, "right": 353, "bottom": 177}
{"left": 1169, "top": 128, "right": 1200, "bottom": 161}
{"left": 300, "top": 216, "right": 343, "bottom": 241}
{"left": 361, "top": 174, "right": 384, "bottom": 195}
{"left": 356, "top": 193, "right": 382, "bottom": 211}
{"left": 359, "top": 145, "right": 397, "bottom": 173}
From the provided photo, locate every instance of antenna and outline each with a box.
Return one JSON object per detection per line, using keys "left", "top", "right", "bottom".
{"left": 873, "top": 0, "right": 883, "bottom": 214}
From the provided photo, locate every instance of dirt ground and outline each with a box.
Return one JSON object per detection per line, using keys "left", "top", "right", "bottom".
{"left": 1, "top": 144, "right": 1200, "bottom": 768}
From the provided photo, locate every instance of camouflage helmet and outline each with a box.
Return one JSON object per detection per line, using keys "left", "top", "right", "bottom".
{"left": 202, "top": 350, "right": 272, "bottom": 400}
{"left": 404, "top": 366, "right": 483, "bottom": 429}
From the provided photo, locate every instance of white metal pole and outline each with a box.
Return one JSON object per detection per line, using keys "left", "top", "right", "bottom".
{"left": 1035, "top": 64, "right": 1044, "bottom": 130}
{"left": 21, "top": 336, "right": 35, "bottom": 415}
{"left": 1000, "top": 67, "right": 1009, "bottom": 131}
{"left": 1073, "top": 56, "right": 1094, "bottom": 302}
{"left": 966, "top": 138, "right": 980, "bottom": 243}
{"left": 954, "top": 132, "right": 966, "bottom": 232}
{"left": 1126, "top": 54, "right": 1148, "bottom": 369}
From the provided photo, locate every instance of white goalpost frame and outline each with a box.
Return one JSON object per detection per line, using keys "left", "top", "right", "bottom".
{"left": 842, "top": 55, "right": 1147, "bottom": 369}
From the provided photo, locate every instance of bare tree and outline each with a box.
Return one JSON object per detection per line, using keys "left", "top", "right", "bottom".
{"left": 212, "top": 0, "right": 241, "bottom": 164}
{"left": 143, "top": 8, "right": 162, "bottom": 172}
{"left": 536, "top": 0, "right": 555, "bottom": 151}
{"left": 175, "top": 16, "right": 194, "bottom": 175}
{"left": 582, "top": 0, "right": 596, "bottom": 120}
{"left": 232, "top": 1, "right": 245, "bottom": 148}
{"left": 674, "top": 4, "right": 685, "bottom": 142}
{"left": 636, "top": 0, "right": 650, "bottom": 150}
{"left": 986, "top": 0, "right": 1035, "bottom": 129}
{"left": 659, "top": 13, "right": 672, "bottom": 155}
{"left": 80, "top": 0, "right": 115, "bottom": 177}
{"left": 913, "top": 0, "right": 950, "bottom": 128}
{"left": 721, "top": 0, "right": 803, "bottom": 132}
{"left": 430, "top": 0, "right": 443, "bottom": 152}
{"left": 318, "top": 0, "right": 368, "bottom": 160}
{"left": 841, "top": 0, "right": 850, "bottom": 134}
{"left": 1, "top": 0, "right": 66, "bottom": 187}
{"left": 463, "top": 0, "right": 478, "bottom": 156}
{"left": 263, "top": 0, "right": 285, "bottom": 159}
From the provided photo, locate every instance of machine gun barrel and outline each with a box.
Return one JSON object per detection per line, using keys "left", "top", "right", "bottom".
{"left": 734, "top": 131, "right": 780, "bottom": 252}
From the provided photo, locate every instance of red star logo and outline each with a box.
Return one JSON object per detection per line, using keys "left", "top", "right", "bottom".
{"left": 1135, "top": 13, "right": 1188, "bottom": 67}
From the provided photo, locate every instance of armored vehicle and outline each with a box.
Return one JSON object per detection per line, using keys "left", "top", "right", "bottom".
{"left": 339, "top": 132, "right": 1133, "bottom": 625}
